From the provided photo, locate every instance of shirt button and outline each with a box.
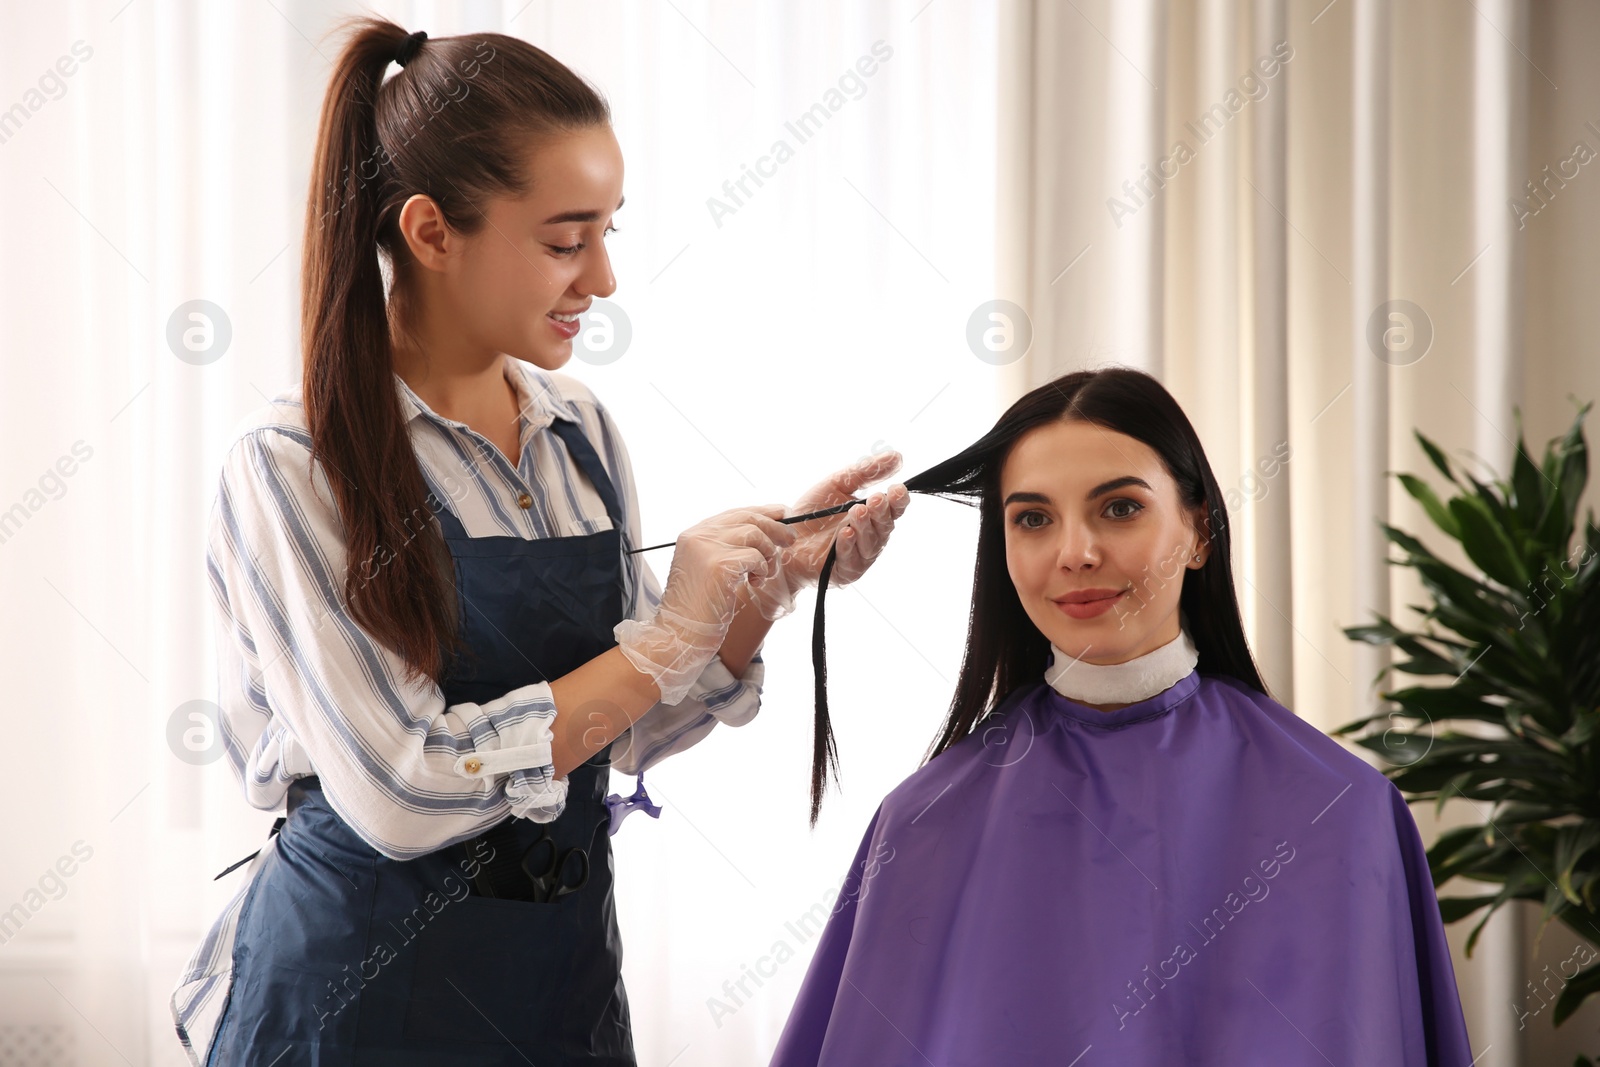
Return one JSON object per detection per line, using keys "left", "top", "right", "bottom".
{"left": 516, "top": 493, "right": 533, "bottom": 509}
{"left": 464, "top": 757, "right": 482, "bottom": 774}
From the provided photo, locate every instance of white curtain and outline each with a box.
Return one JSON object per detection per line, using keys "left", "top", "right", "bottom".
{"left": 1003, "top": 0, "right": 1600, "bottom": 1063}
{"left": 0, "top": 2, "right": 1000, "bottom": 1065}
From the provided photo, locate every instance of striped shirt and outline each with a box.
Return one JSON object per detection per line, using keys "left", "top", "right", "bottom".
{"left": 213, "top": 356, "right": 764, "bottom": 850}
{"left": 171, "top": 359, "right": 763, "bottom": 1065}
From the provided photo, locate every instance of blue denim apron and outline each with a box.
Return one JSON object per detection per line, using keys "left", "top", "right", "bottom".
{"left": 206, "top": 416, "right": 636, "bottom": 1066}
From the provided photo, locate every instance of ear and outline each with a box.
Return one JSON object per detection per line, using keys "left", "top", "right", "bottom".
{"left": 396, "top": 193, "right": 456, "bottom": 272}
{"left": 1189, "top": 502, "right": 1217, "bottom": 568}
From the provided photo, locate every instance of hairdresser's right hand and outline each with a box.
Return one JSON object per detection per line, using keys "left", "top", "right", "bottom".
{"left": 613, "top": 505, "right": 796, "bottom": 706}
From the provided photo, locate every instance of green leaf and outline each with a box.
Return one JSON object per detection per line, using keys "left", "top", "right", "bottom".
{"left": 1426, "top": 824, "right": 1487, "bottom": 868}
{"left": 1449, "top": 494, "right": 1532, "bottom": 589}
{"left": 1435, "top": 771, "right": 1481, "bottom": 816}
{"left": 1399, "top": 473, "right": 1462, "bottom": 541}
{"left": 1386, "top": 685, "right": 1507, "bottom": 726}
{"left": 1362, "top": 726, "right": 1435, "bottom": 767}
{"left": 1414, "top": 429, "right": 1460, "bottom": 486}
{"left": 1494, "top": 802, "right": 1567, "bottom": 824}
{"left": 1436, "top": 894, "right": 1497, "bottom": 922}
{"left": 1400, "top": 548, "right": 1528, "bottom": 621}
{"left": 1552, "top": 399, "right": 1593, "bottom": 537}
{"left": 1465, "top": 865, "right": 1546, "bottom": 955}
{"left": 1555, "top": 959, "right": 1600, "bottom": 1026}
{"left": 1330, "top": 715, "right": 1381, "bottom": 738}
{"left": 1462, "top": 468, "right": 1516, "bottom": 531}
{"left": 1556, "top": 824, "right": 1600, "bottom": 906}
{"left": 1432, "top": 834, "right": 1520, "bottom": 886}
{"left": 1342, "top": 616, "right": 1465, "bottom": 678}
{"left": 1344, "top": 617, "right": 1404, "bottom": 647}
{"left": 1535, "top": 482, "right": 1572, "bottom": 556}
{"left": 1394, "top": 633, "right": 1472, "bottom": 677}
{"left": 1511, "top": 408, "right": 1552, "bottom": 532}
{"left": 1387, "top": 756, "right": 1503, "bottom": 793}
{"left": 1564, "top": 711, "right": 1600, "bottom": 748}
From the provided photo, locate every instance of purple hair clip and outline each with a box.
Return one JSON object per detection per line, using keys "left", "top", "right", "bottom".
{"left": 603, "top": 771, "right": 663, "bottom": 836}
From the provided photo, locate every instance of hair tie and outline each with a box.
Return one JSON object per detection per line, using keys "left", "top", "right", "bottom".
{"left": 394, "top": 30, "right": 428, "bottom": 68}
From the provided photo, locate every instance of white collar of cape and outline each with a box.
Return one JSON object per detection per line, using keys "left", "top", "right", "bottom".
{"left": 1044, "top": 614, "right": 1199, "bottom": 705}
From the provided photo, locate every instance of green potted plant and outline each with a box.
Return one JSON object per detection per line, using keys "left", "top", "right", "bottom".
{"left": 1333, "top": 399, "right": 1598, "bottom": 1052}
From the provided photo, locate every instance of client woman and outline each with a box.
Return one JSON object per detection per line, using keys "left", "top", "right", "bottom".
{"left": 769, "top": 367, "right": 1474, "bottom": 1065}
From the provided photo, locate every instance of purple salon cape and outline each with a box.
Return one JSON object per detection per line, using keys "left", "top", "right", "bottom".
{"left": 768, "top": 669, "right": 1474, "bottom": 1066}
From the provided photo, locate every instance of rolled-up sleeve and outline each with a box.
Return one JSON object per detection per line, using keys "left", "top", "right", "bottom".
{"left": 580, "top": 398, "right": 766, "bottom": 778}
{"left": 209, "top": 427, "right": 566, "bottom": 861}
{"left": 606, "top": 551, "right": 767, "bottom": 776}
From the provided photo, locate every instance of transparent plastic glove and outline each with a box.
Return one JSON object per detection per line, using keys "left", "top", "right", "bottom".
{"left": 747, "top": 452, "right": 910, "bottom": 621}
{"left": 614, "top": 504, "right": 795, "bottom": 705}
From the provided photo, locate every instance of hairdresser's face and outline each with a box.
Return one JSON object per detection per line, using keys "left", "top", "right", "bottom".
{"left": 460, "top": 124, "right": 624, "bottom": 371}
{"left": 1000, "top": 419, "right": 1210, "bottom": 666}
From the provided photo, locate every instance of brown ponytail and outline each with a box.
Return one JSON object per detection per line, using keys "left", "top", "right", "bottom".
{"left": 300, "top": 16, "right": 610, "bottom": 686}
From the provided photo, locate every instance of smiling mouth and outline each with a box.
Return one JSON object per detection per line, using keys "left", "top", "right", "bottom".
{"left": 1051, "top": 589, "right": 1129, "bottom": 618}
{"left": 1052, "top": 588, "right": 1127, "bottom": 606}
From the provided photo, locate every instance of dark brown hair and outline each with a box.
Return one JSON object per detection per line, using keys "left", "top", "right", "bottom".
{"left": 301, "top": 16, "right": 610, "bottom": 684}
{"left": 807, "top": 367, "right": 1273, "bottom": 825}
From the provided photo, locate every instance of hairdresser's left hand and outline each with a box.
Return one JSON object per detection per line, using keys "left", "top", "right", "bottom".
{"left": 745, "top": 451, "right": 910, "bottom": 621}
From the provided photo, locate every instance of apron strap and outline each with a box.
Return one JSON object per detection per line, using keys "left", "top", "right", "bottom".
{"left": 428, "top": 487, "right": 469, "bottom": 541}
{"left": 547, "top": 416, "right": 624, "bottom": 528}
{"left": 214, "top": 816, "right": 286, "bottom": 880}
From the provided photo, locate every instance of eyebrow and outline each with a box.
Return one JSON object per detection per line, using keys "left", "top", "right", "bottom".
{"left": 541, "top": 195, "right": 625, "bottom": 226}
{"left": 1002, "top": 475, "right": 1152, "bottom": 508}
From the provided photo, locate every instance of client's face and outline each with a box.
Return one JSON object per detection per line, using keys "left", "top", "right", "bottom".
{"left": 999, "top": 418, "right": 1209, "bottom": 666}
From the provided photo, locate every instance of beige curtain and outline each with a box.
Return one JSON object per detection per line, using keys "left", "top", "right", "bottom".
{"left": 1000, "top": 0, "right": 1600, "bottom": 1062}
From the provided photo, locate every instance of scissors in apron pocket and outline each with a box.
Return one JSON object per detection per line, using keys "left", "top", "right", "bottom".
{"left": 520, "top": 825, "right": 590, "bottom": 903}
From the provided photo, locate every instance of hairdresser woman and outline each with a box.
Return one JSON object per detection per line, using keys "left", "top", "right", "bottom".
{"left": 169, "top": 20, "right": 909, "bottom": 1067}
